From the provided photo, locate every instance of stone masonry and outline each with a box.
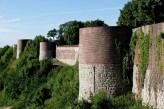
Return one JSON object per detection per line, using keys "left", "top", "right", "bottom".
{"left": 79, "top": 26, "right": 132, "bottom": 100}
{"left": 16, "top": 39, "right": 29, "bottom": 58}
{"left": 39, "top": 42, "right": 56, "bottom": 60}
{"left": 132, "top": 22, "right": 164, "bottom": 109}
{"left": 56, "top": 46, "right": 79, "bottom": 65}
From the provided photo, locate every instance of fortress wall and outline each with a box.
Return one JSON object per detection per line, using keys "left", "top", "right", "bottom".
{"left": 56, "top": 46, "right": 79, "bottom": 65}
{"left": 39, "top": 42, "right": 56, "bottom": 60}
{"left": 16, "top": 39, "right": 29, "bottom": 58}
{"left": 132, "top": 22, "right": 164, "bottom": 108}
{"left": 79, "top": 26, "right": 132, "bottom": 100}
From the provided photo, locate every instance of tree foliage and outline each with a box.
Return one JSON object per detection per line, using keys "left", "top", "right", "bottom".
{"left": 47, "top": 28, "right": 57, "bottom": 40}
{"left": 56, "top": 19, "right": 108, "bottom": 45}
{"left": 0, "top": 45, "right": 10, "bottom": 58}
{"left": 0, "top": 46, "right": 15, "bottom": 72}
{"left": 23, "top": 35, "right": 48, "bottom": 59}
{"left": 57, "top": 20, "right": 84, "bottom": 45}
{"left": 84, "top": 19, "right": 108, "bottom": 27}
{"left": 117, "top": 0, "right": 164, "bottom": 27}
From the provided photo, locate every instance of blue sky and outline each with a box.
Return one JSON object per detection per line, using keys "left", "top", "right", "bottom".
{"left": 0, "top": 0, "right": 128, "bottom": 47}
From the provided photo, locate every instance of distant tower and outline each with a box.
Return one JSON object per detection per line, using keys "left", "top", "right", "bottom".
{"left": 79, "top": 26, "right": 132, "bottom": 100}
{"left": 16, "top": 39, "right": 29, "bottom": 59}
{"left": 39, "top": 42, "right": 56, "bottom": 60}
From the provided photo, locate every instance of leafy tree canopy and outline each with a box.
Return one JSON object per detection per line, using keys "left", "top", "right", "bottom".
{"left": 23, "top": 35, "right": 48, "bottom": 59}
{"left": 84, "top": 19, "right": 108, "bottom": 27}
{"left": 56, "top": 19, "right": 108, "bottom": 45}
{"left": 57, "top": 20, "right": 84, "bottom": 45}
{"left": 117, "top": 0, "right": 164, "bottom": 27}
{"left": 0, "top": 45, "right": 10, "bottom": 58}
{"left": 47, "top": 28, "right": 57, "bottom": 40}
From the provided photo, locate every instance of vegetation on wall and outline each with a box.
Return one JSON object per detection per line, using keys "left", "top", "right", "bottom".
{"left": 129, "top": 32, "right": 138, "bottom": 61}
{"left": 156, "top": 33, "right": 164, "bottom": 60}
{"left": 114, "top": 33, "right": 133, "bottom": 86}
{"left": 129, "top": 31, "right": 150, "bottom": 86}
{"left": 156, "top": 33, "right": 164, "bottom": 72}
{"left": 122, "top": 52, "right": 133, "bottom": 85}
{"left": 138, "top": 32, "right": 150, "bottom": 85}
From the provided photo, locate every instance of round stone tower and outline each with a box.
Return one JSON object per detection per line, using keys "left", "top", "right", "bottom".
{"left": 79, "top": 26, "right": 132, "bottom": 100}
{"left": 39, "top": 42, "right": 56, "bottom": 60}
{"left": 17, "top": 39, "right": 29, "bottom": 59}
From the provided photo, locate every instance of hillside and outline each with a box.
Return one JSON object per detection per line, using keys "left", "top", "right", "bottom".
{"left": 0, "top": 36, "right": 149, "bottom": 109}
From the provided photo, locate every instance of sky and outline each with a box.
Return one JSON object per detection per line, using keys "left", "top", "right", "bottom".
{"left": 0, "top": 0, "right": 128, "bottom": 47}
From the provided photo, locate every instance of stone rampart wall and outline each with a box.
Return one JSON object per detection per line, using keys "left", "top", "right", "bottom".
{"left": 56, "top": 46, "right": 79, "bottom": 65}
{"left": 132, "top": 22, "right": 164, "bottom": 109}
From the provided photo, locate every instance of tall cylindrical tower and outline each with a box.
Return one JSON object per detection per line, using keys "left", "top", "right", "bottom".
{"left": 16, "top": 39, "right": 29, "bottom": 58}
{"left": 39, "top": 42, "right": 56, "bottom": 60}
{"left": 79, "top": 26, "right": 131, "bottom": 100}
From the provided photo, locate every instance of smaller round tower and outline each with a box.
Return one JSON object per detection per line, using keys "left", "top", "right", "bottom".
{"left": 16, "top": 39, "right": 29, "bottom": 59}
{"left": 39, "top": 42, "right": 56, "bottom": 60}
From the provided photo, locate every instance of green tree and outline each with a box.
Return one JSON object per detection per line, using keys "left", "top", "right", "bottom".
{"left": 0, "top": 45, "right": 10, "bottom": 58}
{"left": 57, "top": 20, "right": 84, "bottom": 45}
{"left": 23, "top": 35, "right": 48, "bottom": 59}
{"left": 84, "top": 19, "right": 108, "bottom": 27}
{"left": 57, "top": 23, "right": 68, "bottom": 45}
{"left": 56, "top": 19, "right": 108, "bottom": 45}
{"left": 117, "top": 1, "right": 136, "bottom": 27}
{"left": 117, "top": 0, "right": 164, "bottom": 27}
{"left": 47, "top": 28, "right": 57, "bottom": 40}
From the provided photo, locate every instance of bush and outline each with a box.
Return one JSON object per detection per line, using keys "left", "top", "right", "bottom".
{"left": 91, "top": 91, "right": 110, "bottom": 109}
{"left": 44, "top": 64, "right": 79, "bottom": 109}
{"left": 78, "top": 100, "right": 92, "bottom": 109}
{"left": 0, "top": 45, "right": 10, "bottom": 58}
{"left": 22, "top": 35, "right": 48, "bottom": 59}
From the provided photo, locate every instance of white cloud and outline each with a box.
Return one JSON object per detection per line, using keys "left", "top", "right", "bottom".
{"left": 1, "top": 18, "right": 20, "bottom": 23}
{"left": 5, "top": 24, "right": 28, "bottom": 29}
{"left": 0, "top": 28, "right": 19, "bottom": 33}
{"left": 0, "top": 28, "right": 10, "bottom": 32}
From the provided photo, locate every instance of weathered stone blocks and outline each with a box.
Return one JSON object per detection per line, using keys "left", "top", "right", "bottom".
{"left": 56, "top": 46, "right": 79, "bottom": 65}
{"left": 79, "top": 26, "right": 132, "bottom": 100}
{"left": 132, "top": 22, "right": 164, "bottom": 109}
